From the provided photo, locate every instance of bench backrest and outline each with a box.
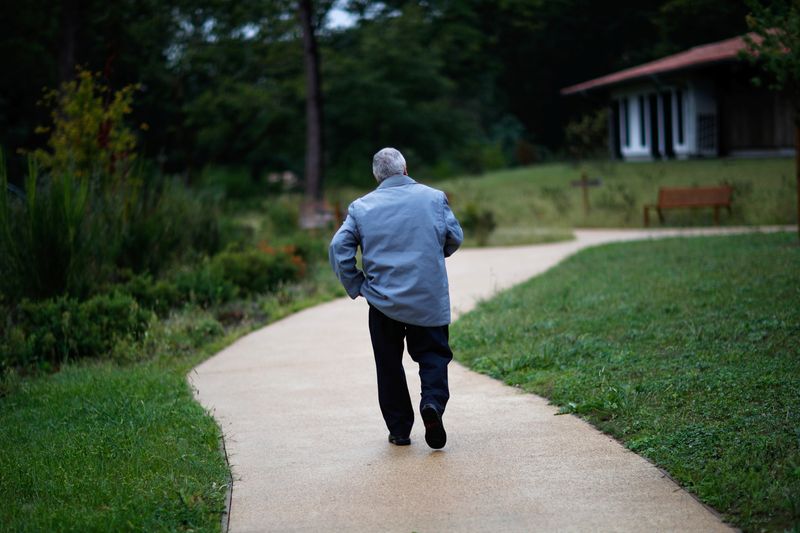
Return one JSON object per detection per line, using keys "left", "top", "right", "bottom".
{"left": 658, "top": 186, "right": 732, "bottom": 208}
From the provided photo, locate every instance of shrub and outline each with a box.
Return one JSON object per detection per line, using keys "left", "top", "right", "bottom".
{"left": 31, "top": 69, "right": 139, "bottom": 183}
{"left": 117, "top": 179, "right": 221, "bottom": 275}
{"left": 278, "top": 232, "right": 329, "bottom": 264}
{"left": 459, "top": 203, "right": 497, "bottom": 246}
{"left": 171, "top": 262, "right": 238, "bottom": 308}
{"left": 117, "top": 273, "right": 181, "bottom": 316}
{"left": 211, "top": 246, "right": 305, "bottom": 295}
{"left": 0, "top": 155, "right": 113, "bottom": 301}
{"left": 0, "top": 293, "right": 153, "bottom": 369}
{"left": 0, "top": 71, "right": 221, "bottom": 305}
{"left": 262, "top": 197, "right": 300, "bottom": 235}
{"left": 565, "top": 108, "right": 608, "bottom": 161}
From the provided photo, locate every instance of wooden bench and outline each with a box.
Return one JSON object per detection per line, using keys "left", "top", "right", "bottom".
{"left": 644, "top": 186, "right": 732, "bottom": 226}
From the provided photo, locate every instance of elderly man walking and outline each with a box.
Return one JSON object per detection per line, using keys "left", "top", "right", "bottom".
{"left": 329, "top": 147, "right": 463, "bottom": 449}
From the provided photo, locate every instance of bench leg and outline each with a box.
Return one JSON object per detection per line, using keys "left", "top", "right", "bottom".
{"left": 657, "top": 208, "right": 664, "bottom": 223}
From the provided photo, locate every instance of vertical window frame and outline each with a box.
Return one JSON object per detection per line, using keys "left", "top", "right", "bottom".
{"left": 621, "top": 97, "right": 630, "bottom": 148}
{"left": 638, "top": 95, "right": 646, "bottom": 147}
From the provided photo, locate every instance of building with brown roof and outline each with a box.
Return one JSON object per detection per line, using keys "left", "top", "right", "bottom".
{"left": 562, "top": 34, "right": 794, "bottom": 160}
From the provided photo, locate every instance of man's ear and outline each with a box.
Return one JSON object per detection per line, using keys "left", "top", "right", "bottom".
{"left": 403, "top": 166, "right": 408, "bottom": 176}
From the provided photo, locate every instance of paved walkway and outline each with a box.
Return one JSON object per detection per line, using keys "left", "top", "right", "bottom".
{"left": 192, "top": 227, "right": 786, "bottom": 532}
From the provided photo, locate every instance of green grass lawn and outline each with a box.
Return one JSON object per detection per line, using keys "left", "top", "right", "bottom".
{"left": 329, "top": 157, "right": 795, "bottom": 246}
{"left": 0, "top": 268, "right": 345, "bottom": 531}
{"left": 0, "top": 360, "right": 228, "bottom": 531}
{"left": 451, "top": 231, "right": 800, "bottom": 531}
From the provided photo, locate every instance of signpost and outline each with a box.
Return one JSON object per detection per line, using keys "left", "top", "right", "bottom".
{"left": 570, "top": 172, "right": 603, "bottom": 215}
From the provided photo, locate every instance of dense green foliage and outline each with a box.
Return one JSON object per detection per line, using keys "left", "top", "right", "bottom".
{"left": 1, "top": 0, "right": 755, "bottom": 184}
{"left": 743, "top": 0, "right": 800, "bottom": 117}
{"left": 0, "top": 216, "right": 343, "bottom": 531}
{"left": 0, "top": 69, "right": 328, "bottom": 376}
{"left": 0, "top": 74, "right": 222, "bottom": 303}
{"left": 2, "top": 293, "right": 152, "bottom": 370}
{"left": 451, "top": 233, "right": 800, "bottom": 531}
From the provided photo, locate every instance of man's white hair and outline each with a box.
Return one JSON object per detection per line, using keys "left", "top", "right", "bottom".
{"left": 372, "top": 147, "right": 406, "bottom": 182}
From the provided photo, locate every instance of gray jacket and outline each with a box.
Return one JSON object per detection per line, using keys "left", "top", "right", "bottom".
{"left": 329, "top": 174, "right": 463, "bottom": 326}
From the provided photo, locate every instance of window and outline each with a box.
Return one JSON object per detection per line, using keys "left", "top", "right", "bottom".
{"left": 675, "top": 90, "right": 684, "bottom": 144}
{"left": 638, "top": 95, "right": 646, "bottom": 146}
{"left": 697, "top": 113, "right": 716, "bottom": 152}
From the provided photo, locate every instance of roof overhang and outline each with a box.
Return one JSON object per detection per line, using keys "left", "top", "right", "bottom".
{"left": 561, "top": 34, "right": 756, "bottom": 96}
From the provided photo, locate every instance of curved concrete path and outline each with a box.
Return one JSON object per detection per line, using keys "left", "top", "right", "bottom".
{"left": 192, "top": 227, "right": 786, "bottom": 532}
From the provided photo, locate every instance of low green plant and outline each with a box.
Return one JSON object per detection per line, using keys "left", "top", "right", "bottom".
{"left": 170, "top": 261, "right": 239, "bottom": 308}
{"left": 1, "top": 293, "right": 153, "bottom": 370}
{"left": 115, "top": 273, "right": 182, "bottom": 316}
{"left": 211, "top": 245, "right": 305, "bottom": 295}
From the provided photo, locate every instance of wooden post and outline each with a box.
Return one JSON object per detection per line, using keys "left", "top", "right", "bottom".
{"left": 581, "top": 171, "right": 590, "bottom": 215}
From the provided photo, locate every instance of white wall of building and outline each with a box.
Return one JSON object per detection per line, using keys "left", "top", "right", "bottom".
{"left": 612, "top": 82, "right": 708, "bottom": 161}
{"left": 615, "top": 85, "right": 652, "bottom": 160}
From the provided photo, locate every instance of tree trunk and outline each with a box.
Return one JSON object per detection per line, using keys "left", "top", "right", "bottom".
{"left": 796, "top": 123, "right": 799, "bottom": 240}
{"left": 58, "top": 0, "right": 79, "bottom": 82}
{"left": 298, "top": 0, "right": 324, "bottom": 203}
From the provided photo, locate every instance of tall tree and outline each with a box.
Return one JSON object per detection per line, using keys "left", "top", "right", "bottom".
{"left": 298, "top": 0, "right": 325, "bottom": 223}
{"left": 744, "top": 0, "right": 800, "bottom": 239}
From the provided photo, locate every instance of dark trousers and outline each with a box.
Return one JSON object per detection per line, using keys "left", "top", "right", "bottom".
{"left": 368, "top": 305, "right": 453, "bottom": 438}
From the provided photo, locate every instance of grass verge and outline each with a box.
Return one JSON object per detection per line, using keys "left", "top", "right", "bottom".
{"left": 329, "top": 158, "right": 794, "bottom": 246}
{"left": 0, "top": 267, "right": 345, "bottom": 531}
{"left": 438, "top": 158, "right": 795, "bottom": 228}
{"left": 451, "top": 232, "right": 800, "bottom": 531}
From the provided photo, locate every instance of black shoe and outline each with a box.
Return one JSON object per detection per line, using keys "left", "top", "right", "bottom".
{"left": 421, "top": 404, "right": 446, "bottom": 449}
{"left": 388, "top": 434, "right": 411, "bottom": 446}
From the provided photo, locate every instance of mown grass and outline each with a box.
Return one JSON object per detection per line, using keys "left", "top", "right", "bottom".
{"left": 0, "top": 266, "right": 345, "bottom": 531}
{"left": 451, "top": 232, "right": 800, "bottom": 531}
{"left": 437, "top": 158, "right": 795, "bottom": 229}
{"left": 328, "top": 158, "right": 794, "bottom": 246}
{"left": 0, "top": 362, "right": 227, "bottom": 531}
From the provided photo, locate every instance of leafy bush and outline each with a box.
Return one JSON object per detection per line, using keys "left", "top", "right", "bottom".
{"left": 0, "top": 293, "right": 153, "bottom": 370}
{"left": 0, "top": 69, "right": 224, "bottom": 305}
{"left": 211, "top": 245, "right": 305, "bottom": 295}
{"left": 278, "top": 232, "right": 329, "bottom": 264}
{"left": 31, "top": 69, "right": 139, "bottom": 182}
{"left": 262, "top": 197, "right": 300, "bottom": 235}
{"left": 459, "top": 203, "right": 497, "bottom": 246}
{"left": 117, "top": 179, "right": 221, "bottom": 275}
{"left": 0, "top": 156, "right": 114, "bottom": 301}
{"left": 116, "top": 273, "right": 181, "bottom": 316}
{"left": 171, "top": 262, "right": 238, "bottom": 308}
{"left": 565, "top": 108, "right": 608, "bottom": 161}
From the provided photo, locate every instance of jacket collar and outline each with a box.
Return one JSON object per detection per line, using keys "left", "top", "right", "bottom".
{"left": 377, "top": 174, "right": 416, "bottom": 189}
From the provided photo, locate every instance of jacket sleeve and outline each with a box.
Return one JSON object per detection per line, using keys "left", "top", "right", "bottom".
{"left": 442, "top": 193, "right": 463, "bottom": 258}
{"left": 329, "top": 208, "right": 365, "bottom": 299}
